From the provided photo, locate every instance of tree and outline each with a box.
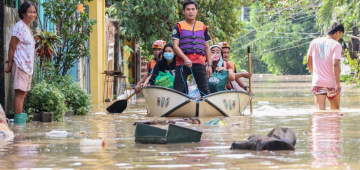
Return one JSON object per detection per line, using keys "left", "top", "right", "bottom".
{"left": 231, "top": 1, "right": 319, "bottom": 75}
{"left": 315, "top": 0, "right": 360, "bottom": 85}
{"left": 107, "top": 0, "right": 246, "bottom": 53}
{"left": 315, "top": 0, "right": 360, "bottom": 33}
{"left": 42, "top": 0, "right": 96, "bottom": 76}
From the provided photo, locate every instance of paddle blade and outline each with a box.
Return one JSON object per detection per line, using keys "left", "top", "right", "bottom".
{"left": 106, "top": 100, "right": 128, "bottom": 113}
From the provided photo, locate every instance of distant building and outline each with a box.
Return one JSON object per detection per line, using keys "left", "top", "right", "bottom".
{"left": 241, "top": 7, "right": 251, "bottom": 21}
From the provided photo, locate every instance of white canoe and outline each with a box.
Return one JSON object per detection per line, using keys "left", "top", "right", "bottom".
{"left": 143, "top": 86, "right": 251, "bottom": 117}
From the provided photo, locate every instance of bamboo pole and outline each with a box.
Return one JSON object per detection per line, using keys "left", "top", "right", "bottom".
{"left": 247, "top": 45, "right": 253, "bottom": 113}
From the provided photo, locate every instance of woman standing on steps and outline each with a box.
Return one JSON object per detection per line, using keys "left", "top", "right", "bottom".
{"left": 3, "top": 2, "right": 37, "bottom": 124}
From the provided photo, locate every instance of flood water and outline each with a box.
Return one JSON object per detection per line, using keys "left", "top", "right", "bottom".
{"left": 1, "top": 75, "right": 360, "bottom": 169}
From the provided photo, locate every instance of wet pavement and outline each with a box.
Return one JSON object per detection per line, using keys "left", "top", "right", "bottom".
{"left": 1, "top": 75, "right": 360, "bottom": 169}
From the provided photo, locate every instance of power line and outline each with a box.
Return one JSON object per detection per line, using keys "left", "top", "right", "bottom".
{"left": 249, "top": 9, "right": 317, "bottom": 18}
{"left": 264, "top": 36, "right": 316, "bottom": 39}
{"left": 245, "top": 10, "right": 316, "bottom": 34}
{"left": 236, "top": 14, "right": 318, "bottom": 46}
{"left": 241, "top": 4, "right": 320, "bottom": 11}
{"left": 262, "top": 37, "right": 313, "bottom": 52}
{"left": 261, "top": 41, "right": 311, "bottom": 54}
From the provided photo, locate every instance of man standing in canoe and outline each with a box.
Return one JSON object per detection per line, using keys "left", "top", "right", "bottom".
{"left": 135, "top": 40, "right": 166, "bottom": 92}
{"left": 306, "top": 22, "right": 344, "bottom": 110}
{"left": 172, "top": 0, "right": 212, "bottom": 95}
{"left": 220, "top": 42, "right": 252, "bottom": 92}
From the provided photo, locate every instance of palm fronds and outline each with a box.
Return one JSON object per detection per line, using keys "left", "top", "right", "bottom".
{"left": 315, "top": 0, "right": 334, "bottom": 31}
{"left": 33, "top": 31, "right": 62, "bottom": 71}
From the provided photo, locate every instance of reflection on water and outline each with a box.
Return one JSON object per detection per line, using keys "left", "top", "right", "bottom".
{"left": 0, "top": 75, "right": 360, "bottom": 169}
{"left": 311, "top": 113, "right": 343, "bottom": 168}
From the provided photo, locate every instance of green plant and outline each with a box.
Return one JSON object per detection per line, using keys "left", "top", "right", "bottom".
{"left": 28, "top": 65, "right": 93, "bottom": 116}
{"left": 33, "top": 31, "right": 62, "bottom": 71}
{"left": 111, "top": 94, "right": 117, "bottom": 99}
{"left": 128, "top": 77, "right": 135, "bottom": 84}
{"left": 26, "top": 81, "right": 67, "bottom": 121}
{"left": 340, "top": 75, "right": 353, "bottom": 82}
{"left": 123, "top": 45, "right": 134, "bottom": 55}
{"left": 27, "top": 115, "right": 34, "bottom": 122}
{"left": 106, "top": 4, "right": 119, "bottom": 19}
{"left": 108, "top": 0, "right": 245, "bottom": 53}
{"left": 119, "top": 60, "right": 129, "bottom": 68}
{"left": 42, "top": 0, "right": 96, "bottom": 76}
{"left": 343, "top": 52, "right": 360, "bottom": 87}
{"left": 61, "top": 83, "right": 93, "bottom": 115}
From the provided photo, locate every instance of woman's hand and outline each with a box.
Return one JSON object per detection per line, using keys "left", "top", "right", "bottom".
{"left": 4, "top": 60, "right": 12, "bottom": 73}
{"left": 210, "top": 53, "right": 217, "bottom": 60}
{"left": 216, "top": 67, "right": 225, "bottom": 72}
{"left": 135, "top": 83, "right": 142, "bottom": 93}
{"left": 143, "top": 83, "right": 150, "bottom": 88}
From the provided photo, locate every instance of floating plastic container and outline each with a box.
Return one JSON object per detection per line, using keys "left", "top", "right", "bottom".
{"left": 204, "top": 118, "right": 226, "bottom": 126}
{"left": 46, "top": 130, "right": 68, "bottom": 137}
{"left": 134, "top": 123, "right": 203, "bottom": 144}
{"left": 80, "top": 139, "right": 105, "bottom": 146}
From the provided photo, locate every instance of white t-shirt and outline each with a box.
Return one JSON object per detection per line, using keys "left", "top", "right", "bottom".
{"left": 12, "top": 20, "right": 35, "bottom": 75}
{"left": 307, "top": 37, "right": 342, "bottom": 88}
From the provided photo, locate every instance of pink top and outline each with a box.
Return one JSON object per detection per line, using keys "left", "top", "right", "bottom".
{"left": 307, "top": 37, "right": 342, "bottom": 88}
{"left": 11, "top": 20, "right": 35, "bottom": 75}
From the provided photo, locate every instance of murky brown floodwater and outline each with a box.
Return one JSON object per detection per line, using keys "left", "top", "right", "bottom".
{"left": 1, "top": 75, "right": 360, "bottom": 169}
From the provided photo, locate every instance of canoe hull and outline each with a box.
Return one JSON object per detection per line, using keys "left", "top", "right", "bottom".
{"left": 143, "top": 86, "right": 250, "bottom": 117}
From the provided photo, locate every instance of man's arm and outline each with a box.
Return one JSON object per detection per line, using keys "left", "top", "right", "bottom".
{"left": 204, "top": 42, "right": 212, "bottom": 78}
{"left": 306, "top": 55, "right": 313, "bottom": 74}
{"left": 172, "top": 39, "right": 188, "bottom": 61}
{"left": 204, "top": 42, "right": 212, "bottom": 64}
{"left": 173, "top": 39, "right": 192, "bottom": 67}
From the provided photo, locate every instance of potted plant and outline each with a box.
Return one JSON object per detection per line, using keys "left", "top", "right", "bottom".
{"left": 33, "top": 31, "right": 62, "bottom": 72}
{"left": 27, "top": 81, "right": 67, "bottom": 122}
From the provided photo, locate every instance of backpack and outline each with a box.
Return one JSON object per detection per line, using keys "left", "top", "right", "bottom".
{"left": 155, "top": 71, "right": 174, "bottom": 89}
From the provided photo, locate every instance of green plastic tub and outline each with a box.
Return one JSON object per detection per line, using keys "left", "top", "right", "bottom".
{"left": 134, "top": 123, "right": 203, "bottom": 144}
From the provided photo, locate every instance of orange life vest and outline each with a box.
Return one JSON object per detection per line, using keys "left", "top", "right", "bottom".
{"left": 227, "top": 61, "right": 236, "bottom": 72}
{"left": 149, "top": 60, "right": 157, "bottom": 74}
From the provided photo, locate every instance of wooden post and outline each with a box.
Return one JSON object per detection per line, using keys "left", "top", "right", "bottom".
{"left": 113, "top": 20, "right": 120, "bottom": 95}
{"left": 247, "top": 45, "right": 253, "bottom": 113}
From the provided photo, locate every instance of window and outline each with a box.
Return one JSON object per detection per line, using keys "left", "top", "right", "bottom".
{"left": 5, "top": 0, "right": 18, "bottom": 8}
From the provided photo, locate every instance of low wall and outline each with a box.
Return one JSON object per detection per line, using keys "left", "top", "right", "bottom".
{"left": 1, "top": 6, "right": 19, "bottom": 116}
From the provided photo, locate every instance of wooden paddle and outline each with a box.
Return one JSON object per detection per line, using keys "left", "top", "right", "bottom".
{"left": 247, "top": 45, "right": 253, "bottom": 113}
{"left": 106, "top": 92, "right": 136, "bottom": 113}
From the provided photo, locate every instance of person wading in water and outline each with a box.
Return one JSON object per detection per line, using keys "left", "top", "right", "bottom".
{"left": 307, "top": 22, "right": 344, "bottom": 110}
{"left": 4, "top": 2, "right": 37, "bottom": 124}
